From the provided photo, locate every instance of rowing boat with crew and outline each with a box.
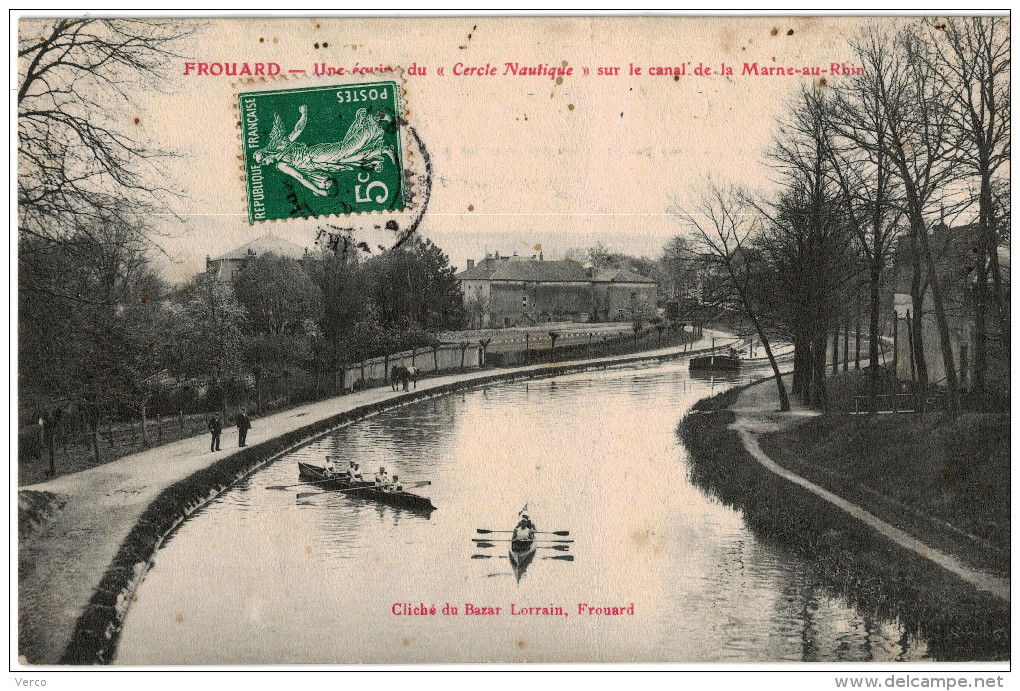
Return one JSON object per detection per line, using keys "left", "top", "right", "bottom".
{"left": 296, "top": 461, "right": 436, "bottom": 513}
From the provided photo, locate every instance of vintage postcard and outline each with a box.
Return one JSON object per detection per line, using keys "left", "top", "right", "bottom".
{"left": 15, "top": 14, "right": 1010, "bottom": 676}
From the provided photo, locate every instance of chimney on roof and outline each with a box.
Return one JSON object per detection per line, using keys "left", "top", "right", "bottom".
{"left": 539, "top": 250, "right": 544, "bottom": 261}
{"left": 495, "top": 251, "right": 500, "bottom": 260}
{"left": 467, "top": 259, "right": 475, "bottom": 270}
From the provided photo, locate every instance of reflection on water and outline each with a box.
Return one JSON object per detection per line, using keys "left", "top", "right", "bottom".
{"left": 116, "top": 360, "right": 927, "bottom": 664}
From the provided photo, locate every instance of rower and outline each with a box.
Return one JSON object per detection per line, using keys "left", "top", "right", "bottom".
{"left": 341, "top": 459, "right": 357, "bottom": 480}
{"left": 374, "top": 466, "right": 389, "bottom": 487}
{"left": 351, "top": 462, "right": 364, "bottom": 482}
{"left": 514, "top": 512, "right": 536, "bottom": 539}
{"left": 323, "top": 456, "right": 336, "bottom": 478}
{"left": 384, "top": 474, "right": 403, "bottom": 493}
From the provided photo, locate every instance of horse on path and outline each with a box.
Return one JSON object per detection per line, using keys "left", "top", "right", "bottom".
{"left": 390, "top": 366, "right": 419, "bottom": 391}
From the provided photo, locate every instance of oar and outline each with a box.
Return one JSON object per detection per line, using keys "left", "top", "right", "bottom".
{"left": 293, "top": 477, "right": 428, "bottom": 498}
{"left": 542, "top": 554, "right": 575, "bottom": 562}
{"left": 474, "top": 542, "right": 570, "bottom": 551}
{"left": 471, "top": 537, "right": 573, "bottom": 544}
{"left": 477, "top": 529, "right": 570, "bottom": 536}
{"left": 268, "top": 478, "right": 340, "bottom": 491}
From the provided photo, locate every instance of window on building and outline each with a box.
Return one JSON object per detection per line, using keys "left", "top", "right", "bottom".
{"left": 522, "top": 294, "right": 528, "bottom": 309}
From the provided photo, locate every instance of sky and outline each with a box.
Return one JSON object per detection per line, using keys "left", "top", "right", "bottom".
{"left": 22, "top": 16, "right": 892, "bottom": 282}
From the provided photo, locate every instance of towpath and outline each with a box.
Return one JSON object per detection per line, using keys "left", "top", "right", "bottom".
{"left": 18, "top": 330, "right": 737, "bottom": 665}
{"left": 729, "top": 376, "right": 1010, "bottom": 603}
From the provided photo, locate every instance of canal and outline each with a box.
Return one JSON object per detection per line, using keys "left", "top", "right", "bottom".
{"left": 116, "top": 359, "right": 927, "bottom": 663}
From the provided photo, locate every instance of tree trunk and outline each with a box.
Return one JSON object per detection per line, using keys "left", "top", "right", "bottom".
{"left": 141, "top": 403, "right": 149, "bottom": 447}
{"left": 90, "top": 418, "right": 101, "bottom": 466}
{"left": 748, "top": 314, "right": 790, "bottom": 411}
{"left": 812, "top": 328, "right": 828, "bottom": 410}
{"left": 892, "top": 318, "right": 899, "bottom": 389}
{"left": 987, "top": 221, "right": 1009, "bottom": 345}
{"left": 913, "top": 219, "right": 959, "bottom": 413}
{"left": 842, "top": 318, "right": 849, "bottom": 372}
{"left": 907, "top": 310, "right": 917, "bottom": 386}
{"left": 854, "top": 315, "right": 861, "bottom": 370}
{"left": 973, "top": 189, "right": 989, "bottom": 398}
{"left": 864, "top": 263, "right": 881, "bottom": 410}
{"left": 831, "top": 321, "right": 840, "bottom": 376}
{"left": 792, "top": 327, "right": 807, "bottom": 398}
{"left": 909, "top": 240, "right": 928, "bottom": 412}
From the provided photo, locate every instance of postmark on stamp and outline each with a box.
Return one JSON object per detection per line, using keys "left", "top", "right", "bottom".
{"left": 238, "top": 80, "right": 405, "bottom": 223}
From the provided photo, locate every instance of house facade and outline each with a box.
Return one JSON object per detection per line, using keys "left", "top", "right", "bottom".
{"left": 205, "top": 233, "right": 309, "bottom": 282}
{"left": 457, "top": 251, "right": 657, "bottom": 328}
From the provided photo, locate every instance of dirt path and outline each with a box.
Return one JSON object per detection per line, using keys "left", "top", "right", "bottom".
{"left": 729, "top": 376, "right": 1010, "bottom": 603}
{"left": 18, "top": 330, "right": 736, "bottom": 665}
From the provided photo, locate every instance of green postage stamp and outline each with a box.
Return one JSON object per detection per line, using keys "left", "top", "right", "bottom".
{"left": 238, "top": 81, "right": 405, "bottom": 223}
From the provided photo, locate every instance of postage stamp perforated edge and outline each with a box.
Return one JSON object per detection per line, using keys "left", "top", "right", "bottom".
{"left": 232, "top": 69, "right": 416, "bottom": 225}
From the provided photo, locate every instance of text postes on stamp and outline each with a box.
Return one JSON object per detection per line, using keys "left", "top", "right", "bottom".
{"left": 239, "top": 81, "right": 405, "bottom": 223}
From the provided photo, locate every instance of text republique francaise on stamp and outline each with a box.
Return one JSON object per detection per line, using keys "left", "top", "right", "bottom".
{"left": 238, "top": 80, "right": 406, "bottom": 224}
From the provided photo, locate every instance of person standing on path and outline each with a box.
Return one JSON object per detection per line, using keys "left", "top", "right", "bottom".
{"left": 208, "top": 415, "right": 222, "bottom": 452}
{"left": 235, "top": 408, "right": 251, "bottom": 447}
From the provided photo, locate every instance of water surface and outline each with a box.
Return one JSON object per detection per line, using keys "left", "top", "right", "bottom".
{"left": 117, "top": 361, "right": 927, "bottom": 663}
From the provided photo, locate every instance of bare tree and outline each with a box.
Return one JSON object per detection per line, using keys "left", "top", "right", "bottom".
{"left": 18, "top": 19, "right": 195, "bottom": 441}
{"left": 842, "top": 26, "right": 965, "bottom": 413}
{"left": 763, "top": 88, "right": 860, "bottom": 408}
{"left": 671, "top": 182, "right": 791, "bottom": 411}
{"left": 826, "top": 67, "right": 906, "bottom": 408}
{"left": 926, "top": 16, "right": 1010, "bottom": 398}
{"left": 18, "top": 18, "right": 192, "bottom": 245}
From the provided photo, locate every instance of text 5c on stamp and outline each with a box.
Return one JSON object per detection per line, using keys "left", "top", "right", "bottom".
{"left": 238, "top": 81, "right": 405, "bottom": 223}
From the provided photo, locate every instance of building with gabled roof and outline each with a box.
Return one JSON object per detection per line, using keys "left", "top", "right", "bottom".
{"left": 205, "top": 233, "right": 309, "bottom": 281}
{"left": 456, "top": 250, "right": 657, "bottom": 328}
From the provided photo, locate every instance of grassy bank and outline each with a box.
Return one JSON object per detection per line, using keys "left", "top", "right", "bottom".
{"left": 677, "top": 388, "right": 1009, "bottom": 661}
{"left": 759, "top": 412, "right": 1009, "bottom": 577}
